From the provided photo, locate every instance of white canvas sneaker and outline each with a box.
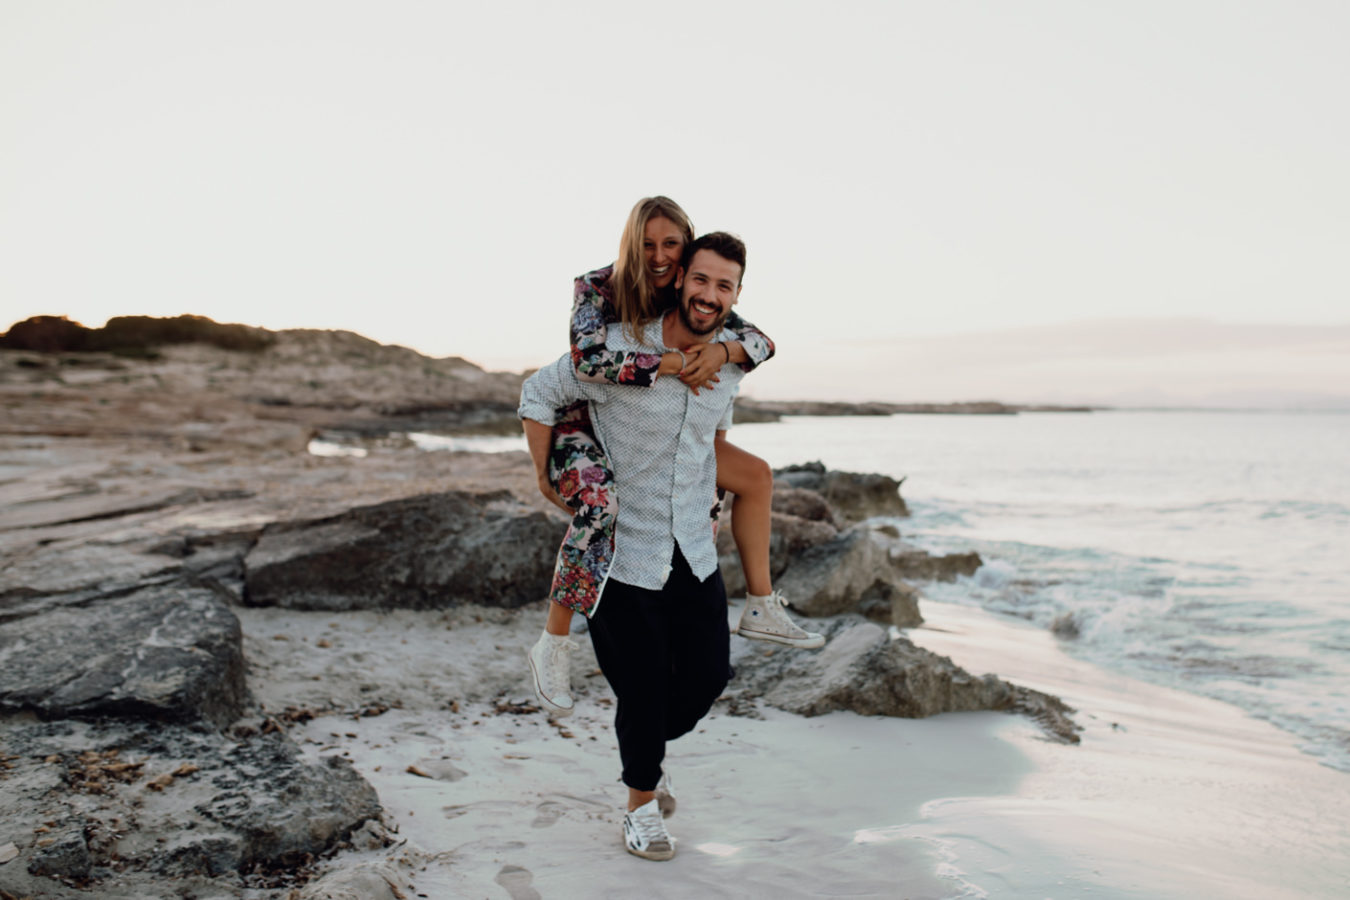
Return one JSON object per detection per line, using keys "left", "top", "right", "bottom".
{"left": 526, "top": 630, "right": 578, "bottom": 717}
{"left": 623, "top": 798, "right": 675, "bottom": 861}
{"left": 736, "top": 591, "right": 825, "bottom": 649}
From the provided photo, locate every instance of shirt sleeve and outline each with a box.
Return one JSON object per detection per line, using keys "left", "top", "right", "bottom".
{"left": 722, "top": 310, "right": 775, "bottom": 372}
{"left": 518, "top": 353, "right": 607, "bottom": 425}
{"left": 571, "top": 267, "right": 665, "bottom": 387}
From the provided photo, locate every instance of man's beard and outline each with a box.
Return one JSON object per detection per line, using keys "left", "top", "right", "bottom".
{"left": 678, "top": 294, "right": 729, "bottom": 336}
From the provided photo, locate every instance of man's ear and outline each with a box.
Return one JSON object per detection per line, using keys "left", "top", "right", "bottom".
{"left": 733, "top": 283, "right": 742, "bottom": 305}
{"left": 673, "top": 266, "right": 686, "bottom": 291}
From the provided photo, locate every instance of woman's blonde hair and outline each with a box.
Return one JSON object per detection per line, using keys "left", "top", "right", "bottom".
{"left": 611, "top": 196, "right": 695, "bottom": 338}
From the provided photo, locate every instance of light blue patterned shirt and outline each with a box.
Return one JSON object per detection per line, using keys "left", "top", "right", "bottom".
{"left": 518, "top": 316, "right": 742, "bottom": 591}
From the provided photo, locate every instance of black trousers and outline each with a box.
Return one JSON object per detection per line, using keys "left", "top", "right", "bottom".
{"left": 588, "top": 548, "right": 732, "bottom": 791}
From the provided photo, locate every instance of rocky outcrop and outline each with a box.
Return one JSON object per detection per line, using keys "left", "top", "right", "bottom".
{"left": 0, "top": 584, "right": 246, "bottom": 727}
{"left": 0, "top": 717, "right": 380, "bottom": 897}
{"left": 244, "top": 490, "right": 558, "bottom": 610}
{"left": 889, "top": 547, "right": 982, "bottom": 581}
{"left": 720, "top": 465, "right": 978, "bottom": 627}
{"left": 774, "top": 529, "right": 918, "bottom": 623}
{"left": 734, "top": 621, "right": 1080, "bottom": 743}
{"left": 773, "top": 461, "right": 909, "bottom": 521}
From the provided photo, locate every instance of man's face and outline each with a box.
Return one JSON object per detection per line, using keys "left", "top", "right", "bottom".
{"left": 674, "top": 248, "right": 742, "bottom": 337}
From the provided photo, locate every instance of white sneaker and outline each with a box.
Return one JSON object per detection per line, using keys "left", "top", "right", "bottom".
{"left": 655, "top": 771, "right": 676, "bottom": 819}
{"left": 527, "top": 630, "right": 578, "bottom": 717}
{"left": 623, "top": 798, "right": 675, "bottom": 861}
{"left": 736, "top": 591, "right": 825, "bottom": 649}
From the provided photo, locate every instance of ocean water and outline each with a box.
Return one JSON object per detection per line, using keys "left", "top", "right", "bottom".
{"left": 726, "top": 410, "right": 1350, "bottom": 773}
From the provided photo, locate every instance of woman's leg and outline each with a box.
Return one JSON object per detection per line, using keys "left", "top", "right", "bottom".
{"left": 715, "top": 437, "right": 825, "bottom": 649}
{"left": 545, "top": 601, "right": 573, "bottom": 636}
{"left": 714, "top": 437, "right": 775, "bottom": 596}
{"left": 529, "top": 413, "right": 619, "bottom": 713}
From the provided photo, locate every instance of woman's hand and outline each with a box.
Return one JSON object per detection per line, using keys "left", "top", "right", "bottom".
{"left": 537, "top": 472, "right": 573, "bottom": 515}
{"left": 679, "top": 341, "right": 730, "bottom": 395}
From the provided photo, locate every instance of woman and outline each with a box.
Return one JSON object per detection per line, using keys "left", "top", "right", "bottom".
{"left": 526, "top": 196, "right": 823, "bottom": 720}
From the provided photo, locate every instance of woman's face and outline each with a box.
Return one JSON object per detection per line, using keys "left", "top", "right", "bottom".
{"left": 643, "top": 216, "right": 685, "bottom": 290}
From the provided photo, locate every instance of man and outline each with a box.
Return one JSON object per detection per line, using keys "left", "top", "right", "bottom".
{"left": 517, "top": 232, "right": 750, "bottom": 861}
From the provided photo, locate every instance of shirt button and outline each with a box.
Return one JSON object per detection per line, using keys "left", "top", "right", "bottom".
{"left": 662, "top": 564, "right": 672, "bottom": 580}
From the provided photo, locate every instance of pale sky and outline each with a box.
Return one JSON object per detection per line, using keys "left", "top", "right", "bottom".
{"left": 3, "top": 1, "right": 1347, "bottom": 405}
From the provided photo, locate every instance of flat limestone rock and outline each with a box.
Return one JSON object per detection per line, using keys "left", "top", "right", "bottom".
{"left": 0, "top": 584, "right": 246, "bottom": 727}
{"left": 0, "top": 718, "right": 380, "bottom": 895}
{"left": 244, "top": 490, "right": 559, "bottom": 611}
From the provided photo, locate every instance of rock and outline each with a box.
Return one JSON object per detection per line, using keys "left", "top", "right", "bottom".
{"left": 244, "top": 491, "right": 560, "bottom": 611}
{"left": 858, "top": 580, "right": 923, "bottom": 629}
{"left": 409, "top": 758, "right": 468, "bottom": 782}
{"left": 1050, "top": 611, "right": 1080, "bottom": 638}
{"left": 0, "top": 717, "right": 381, "bottom": 890}
{"left": 195, "top": 747, "right": 379, "bottom": 871}
{"left": 773, "top": 528, "right": 916, "bottom": 619}
{"left": 889, "top": 547, "right": 982, "bottom": 582}
{"left": 299, "top": 861, "right": 411, "bottom": 900}
{"left": 717, "top": 510, "right": 839, "bottom": 597}
{"left": 774, "top": 462, "right": 909, "bottom": 521}
{"left": 0, "top": 584, "right": 246, "bottom": 726}
{"left": 737, "top": 621, "right": 1079, "bottom": 743}
{"left": 25, "top": 829, "right": 91, "bottom": 880}
{"left": 770, "top": 486, "right": 838, "bottom": 525}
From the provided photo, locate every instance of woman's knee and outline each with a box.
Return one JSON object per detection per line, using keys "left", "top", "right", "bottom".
{"left": 716, "top": 442, "right": 773, "bottom": 499}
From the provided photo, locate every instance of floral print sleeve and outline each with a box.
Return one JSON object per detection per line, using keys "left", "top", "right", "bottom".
{"left": 722, "top": 310, "right": 775, "bottom": 372}
{"left": 570, "top": 265, "right": 663, "bottom": 386}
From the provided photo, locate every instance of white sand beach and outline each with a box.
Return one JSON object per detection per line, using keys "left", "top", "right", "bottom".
{"left": 238, "top": 598, "right": 1350, "bottom": 900}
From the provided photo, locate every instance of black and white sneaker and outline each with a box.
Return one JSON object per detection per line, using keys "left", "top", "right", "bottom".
{"left": 623, "top": 798, "right": 675, "bottom": 861}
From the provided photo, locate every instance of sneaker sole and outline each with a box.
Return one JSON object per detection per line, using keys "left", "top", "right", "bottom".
{"left": 526, "top": 651, "right": 575, "bottom": 718}
{"left": 624, "top": 841, "right": 675, "bottom": 861}
{"left": 735, "top": 626, "right": 826, "bottom": 649}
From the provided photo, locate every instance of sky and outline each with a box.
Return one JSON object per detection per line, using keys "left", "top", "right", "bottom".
{"left": 2, "top": 1, "right": 1347, "bottom": 406}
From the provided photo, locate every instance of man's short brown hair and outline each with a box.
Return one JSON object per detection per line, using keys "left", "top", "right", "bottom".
{"left": 681, "top": 232, "right": 746, "bottom": 285}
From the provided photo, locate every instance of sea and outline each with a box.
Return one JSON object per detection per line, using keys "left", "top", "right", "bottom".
{"left": 373, "top": 409, "right": 1350, "bottom": 774}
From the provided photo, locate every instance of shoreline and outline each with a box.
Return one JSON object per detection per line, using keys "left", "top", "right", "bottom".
{"left": 906, "top": 600, "right": 1350, "bottom": 899}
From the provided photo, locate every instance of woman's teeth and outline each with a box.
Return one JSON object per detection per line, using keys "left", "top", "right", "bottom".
{"left": 651, "top": 265, "right": 670, "bottom": 275}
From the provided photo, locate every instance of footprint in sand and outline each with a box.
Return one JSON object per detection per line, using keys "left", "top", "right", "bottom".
{"left": 531, "top": 800, "right": 566, "bottom": 829}
{"left": 494, "top": 865, "right": 542, "bottom": 900}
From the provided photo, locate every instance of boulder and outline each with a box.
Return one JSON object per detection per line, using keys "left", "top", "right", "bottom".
{"left": 736, "top": 621, "right": 1079, "bottom": 743}
{"left": 889, "top": 547, "right": 982, "bottom": 582}
{"left": 773, "top": 528, "right": 919, "bottom": 622}
{"left": 770, "top": 486, "right": 838, "bottom": 525}
{"left": 858, "top": 579, "right": 923, "bottom": 629}
{"left": 774, "top": 461, "right": 909, "bottom": 521}
{"left": 244, "top": 490, "right": 560, "bottom": 610}
{"left": 0, "top": 584, "right": 246, "bottom": 727}
{"left": 717, "top": 509, "right": 839, "bottom": 597}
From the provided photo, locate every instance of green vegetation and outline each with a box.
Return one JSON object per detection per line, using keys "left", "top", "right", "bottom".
{"left": 0, "top": 315, "right": 275, "bottom": 355}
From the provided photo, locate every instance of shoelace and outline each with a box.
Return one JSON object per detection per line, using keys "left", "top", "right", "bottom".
{"left": 763, "top": 593, "right": 812, "bottom": 635}
{"left": 545, "top": 639, "right": 578, "bottom": 680}
{"left": 630, "top": 806, "right": 671, "bottom": 845}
